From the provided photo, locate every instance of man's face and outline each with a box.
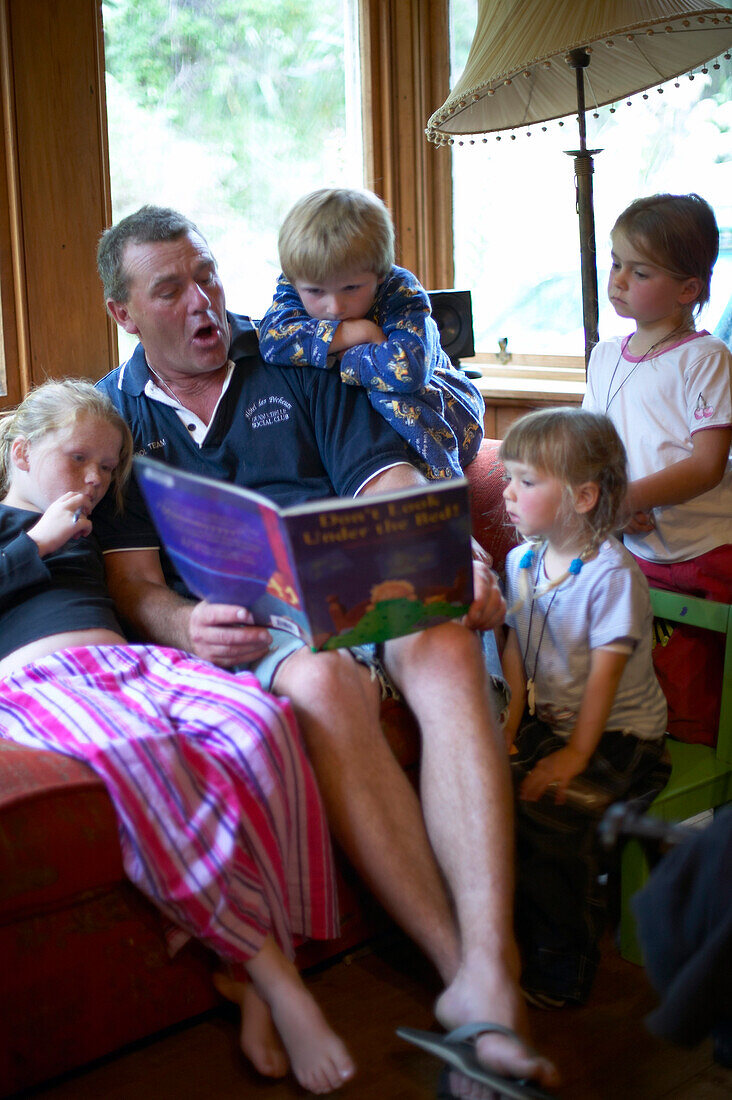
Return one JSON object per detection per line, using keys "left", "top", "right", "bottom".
{"left": 107, "top": 231, "right": 230, "bottom": 381}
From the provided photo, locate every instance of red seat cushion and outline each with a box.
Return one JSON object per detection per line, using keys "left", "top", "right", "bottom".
{"left": 0, "top": 741, "right": 123, "bottom": 921}
{"left": 466, "top": 440, "right": 518, "bottom": 575}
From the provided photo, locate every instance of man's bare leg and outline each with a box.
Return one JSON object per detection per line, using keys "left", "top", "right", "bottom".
{"left": 385, "top": 623, "right": 559, "bottom": 1094}
{"left": 274, "top": 639, "right": 558, "bottom": 1092}
{"left": 273, "top": 647, "right": 461, "bottom": 982}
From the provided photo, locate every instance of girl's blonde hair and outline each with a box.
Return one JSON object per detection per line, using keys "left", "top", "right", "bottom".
{"left": 499, "top": 407, "right": 628, "bottom": 547}
{"left": 278, "top": 188, "right": 394, "bottom": 285}
{"left": 612, "top": 193, "right": 718, "bottom": 314}
{"left": 0, "top": 379, "right": 133, "bottom": 510}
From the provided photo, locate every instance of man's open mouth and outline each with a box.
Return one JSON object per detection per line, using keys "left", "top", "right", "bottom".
{"left": 193, "top": 322, "right": 216, "bottom": 340}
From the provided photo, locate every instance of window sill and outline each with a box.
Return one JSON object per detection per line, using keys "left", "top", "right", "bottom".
{"left": 466, "top": 353, "right": 586, "bottom": 405}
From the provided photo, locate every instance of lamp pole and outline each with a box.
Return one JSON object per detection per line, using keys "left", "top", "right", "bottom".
{"left": 565, "top": 48, "right": 602, "bottom": 367}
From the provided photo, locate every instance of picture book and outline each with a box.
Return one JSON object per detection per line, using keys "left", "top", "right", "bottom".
{"left": 134, "top": 456, "right": 474, "bottom": 651}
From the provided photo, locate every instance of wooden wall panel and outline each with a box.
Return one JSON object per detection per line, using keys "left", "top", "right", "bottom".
{"left": 0, "top": 0, "right": 23, "bottom": 403}
{"left": 1, "top": 0, "right": 114, "bottom": 401}
{"left": 481, "top": 395, "right": 583, "bottom": 440}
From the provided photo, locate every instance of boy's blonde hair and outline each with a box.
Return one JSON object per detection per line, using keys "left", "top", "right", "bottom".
{"left": 278, "top": 188, "right": 394, "bottom": 284}
{"left": 499, "top": 407, "right": 628, "bottom": 546}
{"left": 612, "top": 193, "right": 718, "bottom": 314}
{"left": 0, "top": 379, "right": 133, "bottom": 511}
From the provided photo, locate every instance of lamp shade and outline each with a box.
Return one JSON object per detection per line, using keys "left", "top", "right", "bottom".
{"left": 427, "top": 0, "right": 732, "bottom": 140}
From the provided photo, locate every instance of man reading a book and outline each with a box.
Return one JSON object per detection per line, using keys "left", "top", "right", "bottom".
{"left": 93, "top": 205, "right": 558, "bottom": 1097}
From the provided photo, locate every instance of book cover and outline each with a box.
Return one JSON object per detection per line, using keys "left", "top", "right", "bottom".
{"left": 134, "top": 456, "right": 474, "bottom": 651}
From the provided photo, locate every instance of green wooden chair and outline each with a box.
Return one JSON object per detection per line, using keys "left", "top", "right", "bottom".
{"left": 619, "top": 587, "right": 732, "bottom": 964}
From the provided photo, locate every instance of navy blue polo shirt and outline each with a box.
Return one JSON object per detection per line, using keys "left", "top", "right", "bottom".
{"left": 94, "top": 312, "right": 413, "bottom": 596}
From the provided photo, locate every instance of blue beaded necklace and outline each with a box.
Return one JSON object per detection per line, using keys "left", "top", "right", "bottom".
{"left": 518, "top": 542, "right": 592, "bottom": 715}
{"left": 518, "top": 544, "right": 585, "bottom": 593}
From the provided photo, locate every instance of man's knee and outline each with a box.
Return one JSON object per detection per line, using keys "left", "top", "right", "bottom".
{"left": 274, "top": 647, "right": 381, "bottom": 718}
{"left": 388, "top": 620, "right": 485, "bottom": 686}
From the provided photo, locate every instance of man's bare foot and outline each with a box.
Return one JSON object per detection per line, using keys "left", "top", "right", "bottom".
{"left": 434, "top": 954, "right": 560, "bottom": 1098}
{"left": 213, "top": 970, "right": 288, "bottom": 1078}
{"left": 246, "top": 939, "right": 356, "bottom": 1094}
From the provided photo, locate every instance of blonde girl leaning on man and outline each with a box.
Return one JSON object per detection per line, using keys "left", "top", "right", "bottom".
{"left": 0, "top": 379, "right": 354, "bottom": 1094}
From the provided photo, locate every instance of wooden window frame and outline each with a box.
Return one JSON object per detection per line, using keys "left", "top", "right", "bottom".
{"left": 358, "top": 0, "right": 583, "bottom": 409}
{"left": 0, "top": 0, "right": 115, "bottom": 410}
{"left": 359, "top": 0, "right": 454, "bottom": 292}
{"left": 0, "top": 0, "right": 23, "bottom": 405}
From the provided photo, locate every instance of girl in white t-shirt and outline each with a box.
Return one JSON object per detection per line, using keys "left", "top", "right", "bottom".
{"left": 500, "top": 407, "right": 668, "bottom": 1008}
{"left": 583, "top": 193, "right": 732, "bottom": 746}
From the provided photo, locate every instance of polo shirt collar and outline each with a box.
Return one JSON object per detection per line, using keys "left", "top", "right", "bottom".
{"left": 115, "top": 311, "right": 259, "bottom": 396}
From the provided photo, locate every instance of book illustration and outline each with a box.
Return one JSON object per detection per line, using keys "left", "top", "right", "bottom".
{"left": 320, "top": 571, "right": 472, "bottom": 651}
{"left": 135, "top": 457, "right": 473, "bottom": 651}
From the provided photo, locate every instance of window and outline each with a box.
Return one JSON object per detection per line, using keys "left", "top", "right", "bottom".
{"left": 449, "top": 0, "right": 732, "bottom": 360}
{"left": 102, "top": 0, "right": 363, "bottom": 358}
{"left": 0, "top": 0, "right": 448, "bottom": 407}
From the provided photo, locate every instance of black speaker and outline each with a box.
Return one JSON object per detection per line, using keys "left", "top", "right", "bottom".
{"left": 427, "top": 289, "right": 477, "bottom": 374}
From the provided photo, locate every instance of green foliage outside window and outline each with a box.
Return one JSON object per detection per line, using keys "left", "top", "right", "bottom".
{"left": 104, "top": 0, "right": 351, "bottom": 219}
{"left": 102, "top": 0, "right": 361, "bottom": 343}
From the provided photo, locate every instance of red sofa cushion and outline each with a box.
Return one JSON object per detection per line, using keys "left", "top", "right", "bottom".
{"left": 0, "top": 741, "right": 121, "bottom": 921}
{"left": 466, "top": 438, "right": 517, "bottom": 574}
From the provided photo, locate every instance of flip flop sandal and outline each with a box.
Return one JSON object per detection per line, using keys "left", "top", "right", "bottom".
{"left": 397, "top": 1022, "right": 557, "bottom": 1099}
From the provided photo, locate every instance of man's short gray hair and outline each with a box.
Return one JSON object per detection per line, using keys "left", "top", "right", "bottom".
{"left": 97, "top": 205, "right": 204, "bottom": 304}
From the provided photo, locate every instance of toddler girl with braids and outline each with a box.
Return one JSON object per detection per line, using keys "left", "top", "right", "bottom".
{"left": 499, "top": 407, "right": 668, "bottom": 1008}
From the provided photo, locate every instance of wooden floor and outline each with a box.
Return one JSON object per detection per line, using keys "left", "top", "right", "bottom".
{"left": 19, "top": 930, "right": 731, "bottom": 1100}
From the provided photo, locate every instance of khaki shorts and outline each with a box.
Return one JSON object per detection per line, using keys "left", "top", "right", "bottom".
{"left": 244, "top": 629, "right": 395, "bottom": 699}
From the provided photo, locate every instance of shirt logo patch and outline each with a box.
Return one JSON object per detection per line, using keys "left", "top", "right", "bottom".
{"left": 246, "top": 396, "right": 293, "bottom": 429}
{"left": 136, "top": 438, "right": 168, "bottom": 456}
{"left": 694, "top": 391, "right": 715, "bottom": 420}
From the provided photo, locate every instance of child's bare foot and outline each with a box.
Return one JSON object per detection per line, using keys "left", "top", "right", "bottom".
{"left": 434, "top": 953, "right": 560, "bottom": 1098}
{"left": 213, "top": 970, "right": 288, "bottom": 1078}
{"left": 246, "top": 938, "right": 356, "bottom": 1094}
